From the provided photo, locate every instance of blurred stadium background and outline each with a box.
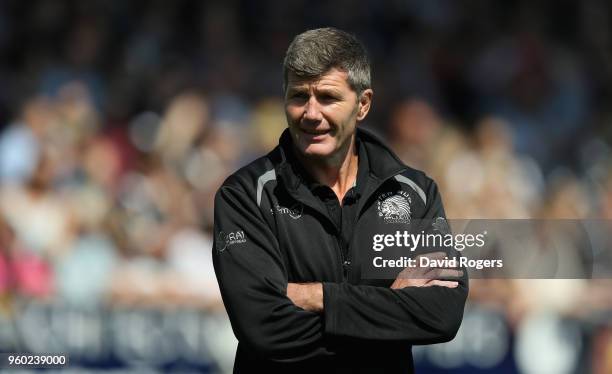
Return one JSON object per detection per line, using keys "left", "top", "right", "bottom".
{"left": 0, "top": 0, "right": 611, "bottom": 373}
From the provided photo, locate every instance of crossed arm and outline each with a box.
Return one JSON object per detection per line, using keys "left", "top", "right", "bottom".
{"left": 287, "top": 251, "right": 463, "bottom": 313}
{"left": 213, "top": 185, "right": 468, "bottom": 360}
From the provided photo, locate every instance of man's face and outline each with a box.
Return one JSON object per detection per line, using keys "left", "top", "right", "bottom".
{"left": 284, "top": 68, "right": 372, "bottom": 161}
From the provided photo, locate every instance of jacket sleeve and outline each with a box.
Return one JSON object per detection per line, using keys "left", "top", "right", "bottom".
{"left": 212, "top": 184, "right": 330, "bottom": 361}
{"left": 322, "top": 180, "right": 469, "bottom": 344}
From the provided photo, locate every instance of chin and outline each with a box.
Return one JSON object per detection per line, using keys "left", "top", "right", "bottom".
{"left": 300, "top": 142, "right": 336, "bottom": 158}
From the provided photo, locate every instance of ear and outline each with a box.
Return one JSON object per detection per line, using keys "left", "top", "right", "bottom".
{"left": 356, "top": 89, "right": 373, "bottom": 121}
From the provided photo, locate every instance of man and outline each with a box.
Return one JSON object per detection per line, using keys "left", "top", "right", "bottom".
{"left": 213, "top": 27, "right": 468, "bottom": 373}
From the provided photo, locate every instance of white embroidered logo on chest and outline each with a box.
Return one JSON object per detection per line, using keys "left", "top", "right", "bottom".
{"left": 377, "top": 191, "right": 411, "bottom": 224}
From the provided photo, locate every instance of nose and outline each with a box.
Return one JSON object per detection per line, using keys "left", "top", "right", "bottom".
{"left": 303, "top": 96, "right": 323, "bottom": 123}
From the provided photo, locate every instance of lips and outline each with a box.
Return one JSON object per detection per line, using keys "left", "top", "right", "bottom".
{"left": 300, "top": 128, "right": 331, "bottom": 135}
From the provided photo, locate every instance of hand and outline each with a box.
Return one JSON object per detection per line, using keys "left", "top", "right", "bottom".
{"left": 390, "top": 251, "right": 463, "bottom": 290}
{"left": 287, "top": 282, "right": 323, "bottom": 313}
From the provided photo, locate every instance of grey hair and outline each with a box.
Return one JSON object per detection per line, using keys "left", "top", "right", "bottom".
{"left": 283, "top": 27, "right": 371, "bottom": 95}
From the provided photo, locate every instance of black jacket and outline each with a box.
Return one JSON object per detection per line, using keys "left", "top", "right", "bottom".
{"left": 212, "top": 127, "right": 468, "bottom": 373}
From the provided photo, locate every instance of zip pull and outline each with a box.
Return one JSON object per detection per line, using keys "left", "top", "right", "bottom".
{"left": 342, "top": 259, "right": 351, "bottom": 278}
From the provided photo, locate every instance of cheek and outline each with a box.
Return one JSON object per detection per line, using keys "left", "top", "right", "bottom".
{"left": 335, "top": 111, "right": 357, "bottom": 134}
{"left": 331, "top": 104, "right": 357, "bottom": 124}
{"left": 285, "top": 105, "right": 302, "bottom": 122}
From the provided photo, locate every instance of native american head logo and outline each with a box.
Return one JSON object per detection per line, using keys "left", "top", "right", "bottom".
{"left": 377, "top": 193, "right": 411, "bottom": 224}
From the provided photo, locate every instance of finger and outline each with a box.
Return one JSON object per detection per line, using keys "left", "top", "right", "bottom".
{"left": 428, "top": 268, "right": 464, "bottom": 279}
{"left": 423, "top": 280, "right": 459, "bottom": 288}
{"left": 390, "top": 278, "right": 428, "bottom": 289}
{"left": 411, "top": 252, "right": 448, "bottom": 276}
{"left": 396, "top": 251, "right": 457, "bottom": 279}
{"left": 416, "top": 251, "right": 447, "bottom": 261}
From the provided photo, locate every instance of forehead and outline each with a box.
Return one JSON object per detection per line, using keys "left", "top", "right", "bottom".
{"left": 286, "top": 68, "right": 352, "bottom": 90}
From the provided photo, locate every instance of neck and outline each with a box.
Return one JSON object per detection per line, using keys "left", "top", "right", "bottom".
{"left": 294, "top": 135, "right": 358, "bottom": 203}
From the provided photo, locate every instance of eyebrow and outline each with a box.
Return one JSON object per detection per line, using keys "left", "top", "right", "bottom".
{"left": 286, "top": 85, "right": 342, "bottom": 95}
{"left": 315, "top": 87, "right": 342, "bottom": 95}
{"left": 287, "top": 85, "right": 308, "bottom": 92}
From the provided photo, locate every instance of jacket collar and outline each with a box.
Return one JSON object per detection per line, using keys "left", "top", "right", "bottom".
{"left": 274, "top": 127, "right": 408, "bottom": 221}
{"left": 353, "top": 126, "right": 408, "bottom": 181}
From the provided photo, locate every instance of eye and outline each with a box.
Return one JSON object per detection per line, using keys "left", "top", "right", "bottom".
{"left": 319, "top": 93, "right": 339, "bottom": 103}
{"left": 290, "top": 92, "right": 308, "bottom": 100}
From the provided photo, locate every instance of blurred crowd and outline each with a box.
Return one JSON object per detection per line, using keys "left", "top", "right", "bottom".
{"left": 0, "top": 0, "right": 611, "bottom": 372}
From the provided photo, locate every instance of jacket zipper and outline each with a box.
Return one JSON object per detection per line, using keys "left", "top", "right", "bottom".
{"left": 336, "top": 235, "right": 350, "bottom": 281}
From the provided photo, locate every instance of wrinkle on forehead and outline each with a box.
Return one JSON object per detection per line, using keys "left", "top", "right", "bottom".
{"left": 286, "top": 68, "right": 350, "bottom": 90}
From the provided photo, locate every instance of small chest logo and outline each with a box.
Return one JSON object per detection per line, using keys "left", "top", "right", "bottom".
{"left": 272, "top": 203, "right": 303, "bottom": 220}
{"left": 377, "top": 191, "right": 411, "bottom": 224}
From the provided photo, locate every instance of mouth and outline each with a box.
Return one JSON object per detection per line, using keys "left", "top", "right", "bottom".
{"left": 300, "top": 127, "right": 331, "bottom": 136}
